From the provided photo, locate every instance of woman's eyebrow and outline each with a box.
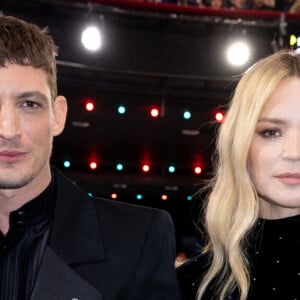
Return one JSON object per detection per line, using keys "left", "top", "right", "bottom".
{"left": 257, "top": 118, "right": 285, "bottom": 125}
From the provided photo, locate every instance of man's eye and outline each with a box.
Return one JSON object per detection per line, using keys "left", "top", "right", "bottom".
{"left": 21, "top": 101, "right": 40, "bottom": 108}
{"left": 259, "top": 128, "right": 281, "bottom": 138}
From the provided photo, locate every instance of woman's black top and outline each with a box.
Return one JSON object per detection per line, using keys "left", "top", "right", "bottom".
{"left": 177, "top": 214, "right": 300, "bottom": 300}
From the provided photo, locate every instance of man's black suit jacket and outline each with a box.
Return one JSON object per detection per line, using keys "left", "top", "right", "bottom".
{"left": 29, "top": 167, "right": 181, "bottom": 300}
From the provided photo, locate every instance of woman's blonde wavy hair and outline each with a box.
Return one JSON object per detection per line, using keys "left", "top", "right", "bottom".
{"left": 197, "top": 51, "right": 300, "bottom": 300}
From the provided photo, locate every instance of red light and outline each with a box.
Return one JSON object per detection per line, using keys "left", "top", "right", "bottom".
{"left": 111, "top": 193, "right": 118, "bottom": 199}
{"left": 142, "top": 164, "right": 150, "bottom": 173}
{"left": 150, "top": 107, "right": 160, "bottom": 118}
{"left": 85, "top": 99, "right": 95, "bottom": 112}
{"left": 194, "top": 166, "right": 202, "bottom": 175}
{"left": 89, "top": 161, "right": 98, "bottom": 170}
{"left": 215, "top": 111, "right": 224, "bottom": 123}
{"left": 161, "top": 194, "right": 168, "bottom": 201}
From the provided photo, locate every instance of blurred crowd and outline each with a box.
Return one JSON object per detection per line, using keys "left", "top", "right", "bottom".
{"left": 145, "top": 0, "right": 300, "bottom": 13}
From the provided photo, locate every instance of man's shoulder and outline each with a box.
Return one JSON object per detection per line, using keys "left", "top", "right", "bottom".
{"left": 53, "top": 166, "right": 173, "bottom": 232}
{"left": 93, "top": 194, "right": 164, "bottom": 215}
{"left": 92, "top": 195, "right": 173, "bottom": 231}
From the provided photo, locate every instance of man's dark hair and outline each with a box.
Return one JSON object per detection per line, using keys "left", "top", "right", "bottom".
{"left": 0, "top": 15, "right": 58, "bottom": 98}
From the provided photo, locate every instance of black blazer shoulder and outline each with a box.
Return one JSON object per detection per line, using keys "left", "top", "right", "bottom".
{"left": 48, "top": 166, "right": 181, "bottom": 300}
{"left": 54, "top": 166, "right": 176, "bottom": 260}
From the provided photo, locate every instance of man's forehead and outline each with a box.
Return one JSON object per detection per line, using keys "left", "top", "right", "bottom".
{"left": 0, "top": 64, "right": 52, "bottom": 99}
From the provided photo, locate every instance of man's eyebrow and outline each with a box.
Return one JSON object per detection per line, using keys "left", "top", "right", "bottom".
{"left": 16, "top": 91, "right": 49, "bottom": 102}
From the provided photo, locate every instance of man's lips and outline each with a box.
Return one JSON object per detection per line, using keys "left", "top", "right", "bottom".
{"left": 276, "top": 173, "right": 300, "bottom": 185}
{"left": 0, "top": 150, "right": 26, "bottom": 163}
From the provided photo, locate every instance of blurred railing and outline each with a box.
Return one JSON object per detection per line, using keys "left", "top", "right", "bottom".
{"left": 78, "top": 0, "right": 300, "bottom": 20}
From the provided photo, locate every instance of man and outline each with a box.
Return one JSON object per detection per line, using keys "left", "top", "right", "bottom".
{"left": 0, "top": 15, "right": 181, "bottom": 300}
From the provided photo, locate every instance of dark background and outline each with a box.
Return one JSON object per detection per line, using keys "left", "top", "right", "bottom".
{"left": 1, "top": 0, "right": 300, "bottom": 252}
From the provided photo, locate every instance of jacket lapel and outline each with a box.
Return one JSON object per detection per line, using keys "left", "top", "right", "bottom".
{"left": 30, "top": 246, "right": 102, "bottom": 300}
{"left": 31, "top": 167, "right": 105, "bottom": 299}
{"left": 49, "top": 167, "right": 105, "bottom": 264}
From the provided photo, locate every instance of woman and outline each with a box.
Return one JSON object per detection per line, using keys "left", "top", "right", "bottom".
{"left": 177, "top": 51, "right": 300, "bottom": 300}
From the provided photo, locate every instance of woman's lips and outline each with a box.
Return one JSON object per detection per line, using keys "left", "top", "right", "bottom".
{"left": 276, "top": 173, "right": 300, "bottom": 185}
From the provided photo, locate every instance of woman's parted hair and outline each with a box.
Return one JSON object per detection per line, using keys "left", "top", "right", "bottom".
{"left": 0, "top": 15, "right": 58, "bottom": 98}
{"left": 198, "top": 51, "right": 300, "bottom": 300}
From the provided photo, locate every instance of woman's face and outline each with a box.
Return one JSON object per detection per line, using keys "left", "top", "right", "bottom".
{"left": 248, "top": 77, "right": 300, "bottom": 219}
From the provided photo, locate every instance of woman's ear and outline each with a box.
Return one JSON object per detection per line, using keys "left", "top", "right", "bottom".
{"left": 52, "top": 95, "right": 68, "bottom": 137}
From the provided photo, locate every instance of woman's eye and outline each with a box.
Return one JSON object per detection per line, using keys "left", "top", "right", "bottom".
{"left": 259, "top": 128, "right": 281, "bottom": 138}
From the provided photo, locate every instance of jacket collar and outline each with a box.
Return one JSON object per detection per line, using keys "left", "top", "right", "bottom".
{"left": 30, "top": 247, "right": 103, "bottom": 300}
{"left": 48, "top": 166, "right": 105, "bottom": 265}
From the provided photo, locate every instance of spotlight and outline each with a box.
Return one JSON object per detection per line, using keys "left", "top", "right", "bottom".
{"left": 63, "top": 160, "right": 71, "bottom": 168}
{"left": 84, "top": 99, "right": 95, "bottom": 112}
{"left": 289, "top": 34, "right": 300, "bottom": 51}
{"left": 226, "top": 41, "right": 251, "bottom": 67}
{"left": 149, "top": 106, "right": 160, "bottom": 118}
{"left": 136, "top": 194, "right": 143, "bottom": 200}
{"left": 81, "top": 25, "right": 102, "bottom": 51}
{"left": 183, "top": 110, "right": 192, "bottom": 120}
{"left": 89, "top": 161, "right": 98, "bottom": 170}
{"left": 142, "top": 164, "right": 150, "bottom": 173}
{"left": 214, "top": 111, "right": 224, "bottom": 123}
{"left": 116, "top": 163, "right": 124, "bottom": 171}
{"left": 194, "top": 165, "right": 202, "bottom": 175}
{"left": 161, "top": 194, "right": 168, "bottom": 201}
{"left": 290, "top": 34, "right": 298, "bottom": 46}
{"left": 117, "top": 105, "right": 126, "bottom": 115}
{"left": 111, "top": 193, "right": 118, "bottom": 200}
{"left": 168, "top": 165, "right": 176, "bottom": 174}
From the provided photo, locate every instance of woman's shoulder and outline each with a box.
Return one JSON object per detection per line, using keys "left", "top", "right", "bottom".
{"left": 177, "top": 252, "right": 210, "bottom": 300}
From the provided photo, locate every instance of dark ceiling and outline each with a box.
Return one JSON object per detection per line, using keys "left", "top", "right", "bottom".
{"left": 2, "top": 0, "right": 300, "bottom": 236}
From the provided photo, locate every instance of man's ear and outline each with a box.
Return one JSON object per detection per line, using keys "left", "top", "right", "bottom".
{"left": 52, "top": 95, "right": 68, "bottom": 137}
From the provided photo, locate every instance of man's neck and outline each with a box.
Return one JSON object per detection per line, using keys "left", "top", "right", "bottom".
{"left": 0, "top": 209, "right": 10, "bottom": 235}
{"left": 0, "top": 168, "right": 52, "bottom": 235}
{"left": 0, "top": 193, "right": 36, "bottom": 235}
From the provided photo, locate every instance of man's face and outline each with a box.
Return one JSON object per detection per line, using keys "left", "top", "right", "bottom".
{"left": 0, "top": 63, "right": 66, "bottom": 193}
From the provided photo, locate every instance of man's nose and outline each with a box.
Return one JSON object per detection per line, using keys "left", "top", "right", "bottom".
{"left": 0, "top": 103, "right": 21, "bottom": 140}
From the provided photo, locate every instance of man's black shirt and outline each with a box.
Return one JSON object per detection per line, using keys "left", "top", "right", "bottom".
{"left": 0, "top": 177, "right": 56, "bottom": 300}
